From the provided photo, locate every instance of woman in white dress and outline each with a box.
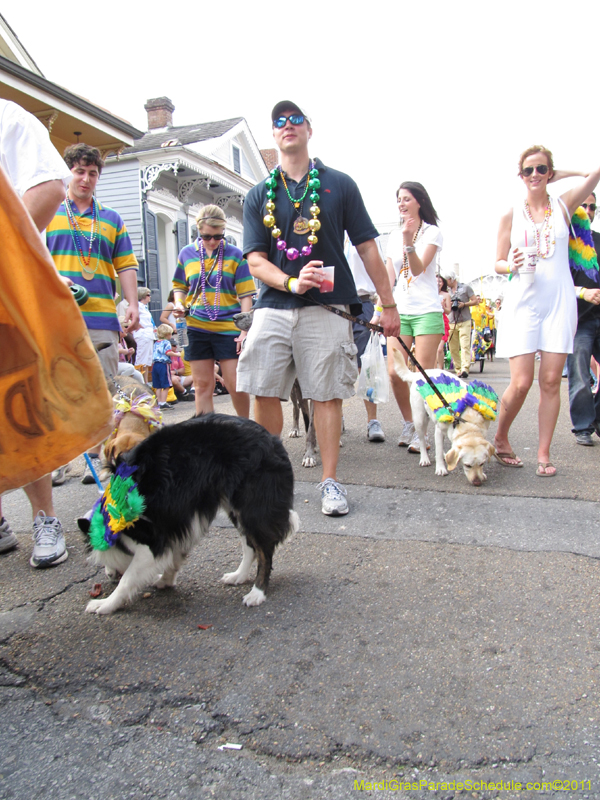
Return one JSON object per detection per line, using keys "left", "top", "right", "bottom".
{"left": 494, "top": 146, "right": 600, "bottom": 476}
{"left": 384, "top": 182, "right": 444, "bottom": 452}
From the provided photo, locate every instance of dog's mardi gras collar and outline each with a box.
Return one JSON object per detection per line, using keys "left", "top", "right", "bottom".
{"left": 415, "top": 374, "right": 498, "bottom": 424}
{"left": 569, "top": 207, "right": 599, "bottom": 284}
{"left": 113, "top": 392, "right": 163, "bottom": 433}
{"left": 89, "top": 463, "right": 146, "bottom": 551}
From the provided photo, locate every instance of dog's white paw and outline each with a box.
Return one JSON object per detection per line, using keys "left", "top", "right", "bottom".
{"left": 302, "top": 454, "right": 317, "bottom": 468}
{"left": 156, "top": 576, "right": 177, "bottom": 589}
{"left": 105, "top": 567, "right": 119, "bottom": 580}
{"left": 288, "top": 428, "right": 300, "bottom": 438}
{"left": 85, "top": 598, "right": 114, "bottom": 615}
{"left": 243, "top": 586, "right": 266, "bottom": 606}
{"left": 221, "top": 571, "right": 251, "bottom": 585}
{"left": 419, "top": 455, "right": 431, "bottom": 467}
{"left": 435, "top": 466, "right": 449, "bottom": 476}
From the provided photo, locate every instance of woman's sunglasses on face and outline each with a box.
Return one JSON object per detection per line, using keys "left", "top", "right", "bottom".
{"left": 521, "top": 164, "right": 549, "bottom": 177}
{"left": 273, "top": 114, "right": 305, "bottom": 129}
{"left": 199, "top": 234, "right": 225, "bottom": 242}
{"left": 583, "top": 203, "right": 597, "bottom": 211}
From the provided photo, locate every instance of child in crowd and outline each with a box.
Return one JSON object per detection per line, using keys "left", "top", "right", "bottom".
{"left": 152, "top": 324, "right": 176, "bottom": 409}
{"left": 169, "top": 341, "right": 194, "bottom": 399}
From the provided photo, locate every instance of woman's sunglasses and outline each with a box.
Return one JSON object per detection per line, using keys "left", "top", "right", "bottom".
{"left": 273, "top": 114, "right": 305, "bottom": 129}
{"left": 521, "top": 164, "right": 549, "bottom": 177}
{"left": 583, "top": 203, "right": 597, "bottom": 211}
{"left": 199, "top": 234, "right": 225, "bottom": 242}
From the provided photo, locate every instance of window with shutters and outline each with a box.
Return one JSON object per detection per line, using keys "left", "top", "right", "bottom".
{"left": 175, "top": 219, "right": 188, "bottom": 256}
{"left": 232, "top": 144, "right": 241, "bottom": 175}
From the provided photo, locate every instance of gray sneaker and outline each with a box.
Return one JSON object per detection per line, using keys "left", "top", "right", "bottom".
{"left": 30, "top": 512, "right": 67, "bottom": 568}
{"left": 81, "top": 456, "right": 101, "bottom": 485}
{"left": 575, "top": 431, "right": 594, "bottom": 447}
{"left": 51, "top": 464, "right": 71, "bottom": 486}
{"left": 408, "top": 431, "right": 430, "bottom": 453}
{"left": 317, "top": 479, "right": 348, "bottom": 516}
{"left": 367, "top": 419, "right": 385, "bottom": 442}
{"left": 0, "top": 518, "right": 18, "bottom": 554}
{"left": 398, "top": 421, "right": 415, "bottom": 447}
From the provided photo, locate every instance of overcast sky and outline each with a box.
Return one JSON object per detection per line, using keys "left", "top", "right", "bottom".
{"left": 7, "top": 1, "right": 599, "bottom": 283}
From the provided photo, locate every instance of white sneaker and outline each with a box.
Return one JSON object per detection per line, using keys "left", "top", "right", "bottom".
{"left": 408, "top": 432, "right": 430, "bottom": 453}
{"left": 81, "top": 456, "right": 101, "bottom": 485}
{"left": 367, "top": 419, "right": 385, "bottom": 442}
{"left": 30, "top": 512, "right": 67, "bottom": 568}
{"left": 398, "top": 421, "right": 415, "bottom": 447}
{"left": 51, "top": 464, "right": 71, "bottom": 486}
{"left": 317, "top": 479, "right": 348, "bottom": 516}
{"left": 0, "top": 518, "right": 17, "bottom": 554}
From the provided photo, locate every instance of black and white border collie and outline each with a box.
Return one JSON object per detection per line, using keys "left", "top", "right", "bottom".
{"left": 83, "top": 413, "right": 299, "bottom": 615}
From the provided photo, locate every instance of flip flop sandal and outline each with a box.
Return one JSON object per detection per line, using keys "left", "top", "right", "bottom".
{"left": 494, "top": 451, "right": 523, "bottom": 467}
{"left": 536, "top": 462, "right": 557, "bottom": 477}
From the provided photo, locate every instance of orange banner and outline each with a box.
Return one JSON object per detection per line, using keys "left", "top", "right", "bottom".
{"left": 0, "top": 166, "right": 113, "bottom": 493}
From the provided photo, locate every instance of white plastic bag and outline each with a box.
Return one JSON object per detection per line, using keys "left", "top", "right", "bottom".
{"left": 357, "top": 332, "right": 389, "bottom": 404}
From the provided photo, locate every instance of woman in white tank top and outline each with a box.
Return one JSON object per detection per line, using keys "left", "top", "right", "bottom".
{"left": 493, "top": 145, "right": 600, "bottom": 476}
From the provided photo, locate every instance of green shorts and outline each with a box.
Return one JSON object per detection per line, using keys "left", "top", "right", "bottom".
{"left": 399, "top": 312, "right": 445, "bottom": 337}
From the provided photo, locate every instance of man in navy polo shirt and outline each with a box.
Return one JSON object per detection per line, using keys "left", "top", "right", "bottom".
{"left": 237, "top": 100, "right": 399, "bottom": 516}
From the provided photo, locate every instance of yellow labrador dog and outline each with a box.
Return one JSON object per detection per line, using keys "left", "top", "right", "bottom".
{"left": 393, "top": 351, "right": 496, "bottom": 486}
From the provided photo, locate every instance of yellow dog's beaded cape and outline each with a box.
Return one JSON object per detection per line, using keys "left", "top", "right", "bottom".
{"left": 415, "top": 375, "right": 498, "bottom": 424}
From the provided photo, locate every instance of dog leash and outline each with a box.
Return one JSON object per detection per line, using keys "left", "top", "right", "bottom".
{"left": 296, "top": 294, "right": 461, "bottom": 423}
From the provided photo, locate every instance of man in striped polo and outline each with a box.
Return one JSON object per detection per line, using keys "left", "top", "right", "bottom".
{"left": 46, "top": 144, "right": 140, "bottom": 484}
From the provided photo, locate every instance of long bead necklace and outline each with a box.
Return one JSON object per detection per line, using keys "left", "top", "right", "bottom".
{"left": 263, "top": 160, "right": 321, "bottom": 260}
{"left": 191, "top": 239, "right": 224, "bottom": 322}
{"left": 64, "top": 196, "right": 101, "bottom": 279}
{"left": 401, "top": 221, "right": 423, "bottom": 287}
{"left": 523, "top": 195, "right": 555, "bottom": 259}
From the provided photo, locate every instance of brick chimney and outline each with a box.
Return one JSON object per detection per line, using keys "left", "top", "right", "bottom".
{"left": 261, "top": 148, "right": 278, "bottom": 171}
{"left": 145, "top": 97, "right": 175, "bottom": 130}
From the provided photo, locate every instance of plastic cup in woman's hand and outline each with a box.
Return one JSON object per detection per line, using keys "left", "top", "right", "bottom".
{"left": 517, "top": 247, "right": 537, "bottom": 284}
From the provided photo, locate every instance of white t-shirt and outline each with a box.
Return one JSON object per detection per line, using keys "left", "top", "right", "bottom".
{"left": 387, "top": 223, "right": 444, "bottom": 315}
{"left": 0, "top": 100, "right": 71, "bottom": 198}
{"left": 344, "top": 238, "right": 384, "bottom": 296}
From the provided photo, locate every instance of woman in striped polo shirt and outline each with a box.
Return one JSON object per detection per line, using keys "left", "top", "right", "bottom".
{"left": 172, "top": 205, "right": 255, "bottom": 417}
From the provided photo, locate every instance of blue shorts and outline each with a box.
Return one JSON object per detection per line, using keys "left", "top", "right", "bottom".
{"left": 186, "top": 329, "right": 239, "bottom": 361}
{"left": 152, "top": 361, "right": 171, "bottom": 389}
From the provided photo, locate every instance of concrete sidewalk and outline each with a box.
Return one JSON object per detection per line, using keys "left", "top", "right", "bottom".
{"left": 1, "top": 357, "right": 599, "bottom": 799}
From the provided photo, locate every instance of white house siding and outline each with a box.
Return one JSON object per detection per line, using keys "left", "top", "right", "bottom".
{"left": 241, "top": 148, "right": 255, "bottom": 182}
{"left": 95, "top": 159, "right": 143, "bottom": 261}
{"left": 212, "top": 139, "right": 231, "bottom": 166}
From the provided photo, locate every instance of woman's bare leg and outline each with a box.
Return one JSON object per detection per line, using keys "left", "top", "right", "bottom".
{"left": 219, "top": 359, "right": 250, "bottom": 418}
{"left": 537, "top": 352, "right": 567, "bottom": 474}
{"left": 190, "top": 359, "right": 217, "bottom": 415}
{"left": 387, "top": 336, "right": 414, "bottom": 421}
{"left": 494, "top": 352, "right": 535, "bottom": 464}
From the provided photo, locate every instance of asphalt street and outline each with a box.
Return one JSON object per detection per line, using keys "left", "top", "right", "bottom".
{"left": 1, "top": 357, "right": 600, "bottom": 799}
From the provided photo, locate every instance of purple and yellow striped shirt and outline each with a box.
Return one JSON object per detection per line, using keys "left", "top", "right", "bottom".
{"left": 173, "top": 241, "right": 255, "bottom": 334}
{"left": 46, "top": 199, "right": 138, "bottom": 332}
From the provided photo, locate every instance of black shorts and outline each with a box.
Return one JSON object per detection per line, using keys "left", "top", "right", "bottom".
{"left": 186, "top": 329, "right": 239, "bottom": 361}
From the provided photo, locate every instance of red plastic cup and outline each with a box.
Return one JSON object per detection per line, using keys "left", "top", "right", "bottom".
{"left": 319, "top": 266, "right": 335, "bottom": 293}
